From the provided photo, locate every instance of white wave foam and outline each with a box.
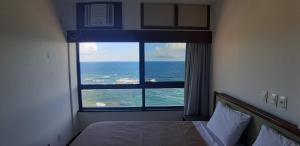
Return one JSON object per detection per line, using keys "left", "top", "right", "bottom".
{"left": 84, "top": 90, "right": 93, "bottom": 92}
{"left": 85, "top": 78, "right": 93, "bottom": 81}
{"left": 101, "top": 75, "right": 110, "bottom": 79}
{"left": 96, "top": 102, "right": 106, "bottom": 107}
{"left": 147, "top": 79, "right": 156, "bottom": 82}
{"left": 85, "top": 78, "right": 105, "bottom": 83}
{"left": 115, "top": 78, "right": 139, "bottom": 84}
{"left": 93, "top": 79, "right": 104, "bottom": 83}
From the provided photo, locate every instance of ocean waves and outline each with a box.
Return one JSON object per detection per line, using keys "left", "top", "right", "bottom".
{"left": 83, "top": 75, "right": 159, "bottom": 84}
{"left": 115, "top": 78, "right": 139, "bottom": 84}
{"left": 84, "top": 77, "right": 143, "bottom": 84}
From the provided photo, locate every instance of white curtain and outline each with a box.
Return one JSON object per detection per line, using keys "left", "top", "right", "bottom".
{"left": 184, "top": 43, "right": 211, "bottom": 117}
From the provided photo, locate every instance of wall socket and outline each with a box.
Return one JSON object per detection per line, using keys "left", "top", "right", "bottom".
{"left": 268, "top": 93, "right": 278, "bottom": 106}
{"left": 260, "top": 90, "right": 268, "bottom": 102}
{"left": 278, "top": 96, "right": 288, "bottom": 111}
{"left": 260, "top": 90, "right": 288, "bottom": 111}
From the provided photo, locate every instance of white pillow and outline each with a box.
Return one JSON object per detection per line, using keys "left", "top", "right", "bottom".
{"left": 253, "top": 125, "right": 299, "bottom": 146}
{"left": 207, "top": 102, "right": 251, "bottom": 146}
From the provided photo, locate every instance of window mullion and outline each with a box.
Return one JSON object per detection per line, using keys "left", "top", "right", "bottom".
{"left": 76, "top": 42, "right": 83, "bottom": 111}
{"left": 139, "top": 42, "right": 145, "bottom": 110}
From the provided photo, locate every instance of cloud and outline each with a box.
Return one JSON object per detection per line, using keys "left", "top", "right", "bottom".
{"left": 79, "top": 43, "right": 101, "bottom": 62}
{"left": 80, "top": 43, "right": 98, "bottom": 54}
{"left": 154, "top": 48, "right": 185, "bottom": 59}
{"left": 166, "top": 43, "right": 186, "bottom": 50}
{"left": 79, "top": 42, "right": 139, "bottom": 62}
{"left": 147, "top": 43, "right": 186, "bottom": 61}
{"left": 79, "top": 42, "right": 185, "bottom": 62}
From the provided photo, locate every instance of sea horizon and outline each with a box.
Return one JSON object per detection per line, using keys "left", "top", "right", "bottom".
{"left": 80, "top": 60, "right": 185, "bottom": 63}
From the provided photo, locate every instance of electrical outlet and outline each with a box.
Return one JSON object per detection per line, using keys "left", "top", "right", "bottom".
{"left": 268, "top": 93, "right": 278, "bottom": 106}
{"left": 278, "top": 96, "right": 287, "bottom": 111}
{"left": 260, "top": 90, "right": 268, "bottom": 102}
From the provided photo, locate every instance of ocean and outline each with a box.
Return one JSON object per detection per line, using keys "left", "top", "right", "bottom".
{"left": 80, "top": 61, "right": 185, "bottom": 107}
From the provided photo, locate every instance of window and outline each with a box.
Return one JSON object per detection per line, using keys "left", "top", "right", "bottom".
{"left": 82, "top": 89, "right": 142, "bottom": 107}
{"left": 79, "top": 42, "right": 139, "bottom": 85}
{"left": 144, "top": 43, "right": 185, "bottom": 108}
{"left": 78, "top": 42, "right": 186, "bottom": 110}
{"left": 145, "top": 88, "right": 184, "bottom": 107}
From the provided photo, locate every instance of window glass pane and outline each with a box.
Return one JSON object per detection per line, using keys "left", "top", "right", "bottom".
{"left": 145, "top": 88, "right": 184, "bottom": 106}
{"left": 82, "top": 89, "right": 142, "bottom": 108}
{"left": 79, "top": 42, "right": 139, "bottom": 84}
{"left": 145, "top": 43, "right": 186, "bottom": 82}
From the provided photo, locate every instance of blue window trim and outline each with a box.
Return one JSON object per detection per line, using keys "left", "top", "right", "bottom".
{"left": 76, "top": 42, "right": 185, "bottom": 112}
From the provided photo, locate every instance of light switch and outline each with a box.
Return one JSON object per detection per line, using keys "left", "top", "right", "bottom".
{"left": 260, "top": 90, "right": 268, "bottom": 102}
{"left": 268, "top": 93, "right": 278, "bottom": 106}
{"left": 278, "top": 96, "right": 287, "bottom": 111}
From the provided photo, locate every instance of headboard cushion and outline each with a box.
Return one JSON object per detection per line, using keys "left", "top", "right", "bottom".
{"left": 213, "top": 92, "right": 300, "bottom": 146}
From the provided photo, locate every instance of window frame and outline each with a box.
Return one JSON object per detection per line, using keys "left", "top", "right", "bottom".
{"left": 76, "top": 42, "right": 185, "bottom": 112}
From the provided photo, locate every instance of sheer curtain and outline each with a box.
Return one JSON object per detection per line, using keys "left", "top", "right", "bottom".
{"left": 184, "top": 43, "right": 211, "bottom": 117}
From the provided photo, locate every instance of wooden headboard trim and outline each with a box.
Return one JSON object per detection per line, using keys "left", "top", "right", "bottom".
{"left": 214, "top": 91, "right": 300, "bottom": 136}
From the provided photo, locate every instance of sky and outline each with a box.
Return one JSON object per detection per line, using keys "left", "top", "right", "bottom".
{"left": 79, "top": 42, "right": 186, "bottom": 62}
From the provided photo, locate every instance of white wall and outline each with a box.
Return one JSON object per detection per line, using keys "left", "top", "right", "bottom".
{"left": 0, "top": 1, "right": 73, "bottom": 146}
{"left": 211, "top": 0, "right": 300, "bottom": 126}
{"left": 68, "top": 43, "right": 80, "bottom": 134}
{"left": 53, "top": 0, "right": 215, "bottom": 31}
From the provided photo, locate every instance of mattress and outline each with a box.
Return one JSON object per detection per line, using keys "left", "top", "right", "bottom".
{"left": 70, "top": 121, "right": 207, "bottom": 146}
{"left": 70, "top": 121, "right": 244, "bottom": 146}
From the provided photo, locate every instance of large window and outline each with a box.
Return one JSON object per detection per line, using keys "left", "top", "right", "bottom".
{"left": 78, "top": 42, "right": 186, "bottom": 110}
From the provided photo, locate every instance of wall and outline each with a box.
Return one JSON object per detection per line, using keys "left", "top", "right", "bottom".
{"left": 53, "top": 0, "right": 215, "bottom": 31}
{"left": 68, "top": 43, "right": 80, "bottom": 134}
{"left": 211, "top": 0, "right": 300, "bottom": 126}
{"left": 0, "top": 1, "right": 73, "bottom": 146}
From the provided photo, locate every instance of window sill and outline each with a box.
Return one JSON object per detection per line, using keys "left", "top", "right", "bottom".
{"left": 79, "top": 107, "right": 184, "bottom": 112}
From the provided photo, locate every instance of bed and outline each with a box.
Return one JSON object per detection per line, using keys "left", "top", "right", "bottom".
{"left": 70, "top": 121, "right": 211, "bottom": 146}
{"left": 69, "top": 92, "right": 300, "bottom": 146}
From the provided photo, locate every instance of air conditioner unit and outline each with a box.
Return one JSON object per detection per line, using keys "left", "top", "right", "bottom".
{"left": 84, "top": 4, "right": 114, "bottom": 27}
{"left": 77, "top": 2, "right": 122, "bottom": 29}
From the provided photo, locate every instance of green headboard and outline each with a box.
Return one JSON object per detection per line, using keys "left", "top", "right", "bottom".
{"left": 213, "top": 92, "right": 300, "bottom": 146}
